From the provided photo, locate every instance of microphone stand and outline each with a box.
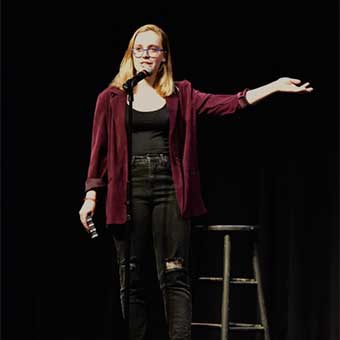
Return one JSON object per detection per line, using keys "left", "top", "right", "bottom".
{"left": 122, "top": 70, "right": 149, "bottom": 339}
{"left": 122, "top": 80, "right": 134, "bottom": 339}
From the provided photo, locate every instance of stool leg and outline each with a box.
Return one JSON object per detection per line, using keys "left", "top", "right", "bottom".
{"left": 253, "top": 242, "right": 271, "bottom": 340}
{"left": 221, "top": 234, "right": 231, "bottom": 340}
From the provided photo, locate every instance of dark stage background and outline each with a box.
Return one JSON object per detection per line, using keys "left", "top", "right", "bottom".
{"left": 3, "top": 1, "right": 339, "bottom": 340}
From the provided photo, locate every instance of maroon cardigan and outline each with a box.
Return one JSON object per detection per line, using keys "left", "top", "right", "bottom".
{"left": 85, "top": 80, "right": 248, "bottom": 224}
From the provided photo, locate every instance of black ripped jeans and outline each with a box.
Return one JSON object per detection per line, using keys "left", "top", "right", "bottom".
{"left": 112, "top": 154, "right": 192, "bottom": 340}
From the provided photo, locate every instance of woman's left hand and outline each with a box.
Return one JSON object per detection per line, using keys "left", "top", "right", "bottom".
{"left": 275, "top": 77, "right": 313, "bottom": 93}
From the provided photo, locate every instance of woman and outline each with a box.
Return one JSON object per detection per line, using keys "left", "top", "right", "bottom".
{"left": 79, "top": 23, "right": 313, "bottom": 340}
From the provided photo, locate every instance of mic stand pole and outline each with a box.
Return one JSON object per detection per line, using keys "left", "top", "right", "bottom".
{"left": 123, "top": 81, "right": 134, "bottom": 339}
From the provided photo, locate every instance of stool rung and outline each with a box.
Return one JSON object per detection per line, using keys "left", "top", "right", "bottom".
{"left": 191, "top": 322, "right": 265, "bottom": 331}
{"left": 229, "top": 322, "right": 265, "bottom": 331}
{"left": 198, "top": 277, "right": 223, "bottom": 282}
{"left": 197, "top": 277, "right": 257, "bottom": 284}
{"left": 191, "top": 322, "right": 221, "bottom": 328}
{"left": 231, "top": 278, "right": 257, "bottom": 284}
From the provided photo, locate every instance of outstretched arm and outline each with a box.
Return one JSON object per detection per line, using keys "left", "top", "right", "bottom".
{"left": 245, "top": 77, "right": 313, "bottom": 105}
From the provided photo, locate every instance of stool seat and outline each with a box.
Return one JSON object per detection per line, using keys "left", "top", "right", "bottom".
{"left": 192, "top": 224, "right": 271, "bottom": 340}
{"left": 207, "top": 224, "right": 259, "bottom": 232}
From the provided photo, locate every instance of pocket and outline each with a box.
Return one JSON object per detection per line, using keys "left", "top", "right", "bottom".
{"left": 131, "top": 157, "right": 146, "bottom": 169}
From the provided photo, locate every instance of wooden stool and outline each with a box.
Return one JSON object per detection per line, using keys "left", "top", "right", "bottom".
{"left": 191, "top": 225, "right": 271, "bottom": 340}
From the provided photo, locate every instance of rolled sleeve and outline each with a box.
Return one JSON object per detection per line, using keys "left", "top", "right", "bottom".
{"left": 237, "top": 88, "right": 250, "bottom": 108}
{"left": 85, "top": 177, "right": 107, "bottom": 192}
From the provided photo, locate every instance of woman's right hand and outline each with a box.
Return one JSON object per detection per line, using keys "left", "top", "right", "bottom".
{"left": 79, "top": 199, "right": 96, "bottom": 232}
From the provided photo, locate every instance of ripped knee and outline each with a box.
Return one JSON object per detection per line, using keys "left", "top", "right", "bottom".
{"left": 165, "top": 257, "right": 185, "bottom": 271}
{"left": 117, "top": 257, "right": 139, "bottom": 289}
{"left": 118, "top": 256, "right": 137, "bottom": 271}
{"left": 162, "top": 257, "right": 190, "bottom": 289}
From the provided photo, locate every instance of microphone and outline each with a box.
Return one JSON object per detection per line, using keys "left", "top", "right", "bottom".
{"left": 123, "top": 68, "right": 151, "bottom": 91}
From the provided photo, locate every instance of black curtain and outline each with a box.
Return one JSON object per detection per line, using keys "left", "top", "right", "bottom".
{"left": 3, "top": 1, "right": 338, "bottom": 340}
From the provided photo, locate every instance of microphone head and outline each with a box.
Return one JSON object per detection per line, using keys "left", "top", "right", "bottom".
{"left": 141, "top": 66, "right": 152, "bottom": 76}
{"left": 123, "top": 67, "right": 152, "bottom": 91}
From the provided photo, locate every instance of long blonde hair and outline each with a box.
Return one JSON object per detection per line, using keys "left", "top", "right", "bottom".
{"left": 110, "top": 24, "right": 174, "bottom": 97}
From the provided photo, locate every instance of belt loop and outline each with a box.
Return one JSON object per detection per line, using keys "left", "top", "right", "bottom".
{"left": 161, "top": 153, "right": 168, "bottom": 166}
{"left": 146, "top": 154, "right": 151, "bottom": 166}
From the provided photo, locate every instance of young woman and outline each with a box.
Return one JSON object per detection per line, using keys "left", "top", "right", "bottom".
{"left": 79, "top": 23, "right": 313, "bottom": 340}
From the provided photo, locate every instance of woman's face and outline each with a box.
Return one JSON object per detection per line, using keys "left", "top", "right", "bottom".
{"left": 132, "top": 30, "right": 166, "bottom": 76}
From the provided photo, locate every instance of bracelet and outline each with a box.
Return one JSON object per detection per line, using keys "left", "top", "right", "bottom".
{"left": 83, "top": 197, "right": 96, "bottom": 202}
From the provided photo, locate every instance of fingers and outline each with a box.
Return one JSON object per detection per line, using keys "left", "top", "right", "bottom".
{"left": 79, "top": 212, "right": 89, "bottom": 230}
{"left": 79, "top": 200, "right": 96, "bottom": 231}
{"left": 299, "top": 82, "right": 314, "bottom": 92}
{"left": 79, "top": 209, "right": 94, "bottom": 231}
{"left": 289, "top": 78, "right": 302, "bottom": 85}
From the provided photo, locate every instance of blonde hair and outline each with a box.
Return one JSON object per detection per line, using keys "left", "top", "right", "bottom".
{"left": 110, "top": 24, "right": 174, "bottom": 97}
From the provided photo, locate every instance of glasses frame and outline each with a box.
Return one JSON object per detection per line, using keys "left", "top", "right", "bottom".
{"left": 131, "top": 47, "right": 166, "bottom": 58}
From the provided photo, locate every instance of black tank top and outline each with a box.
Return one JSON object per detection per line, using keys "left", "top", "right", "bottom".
{"left": 131, "top": 104, "right": 169, "bottom": 155}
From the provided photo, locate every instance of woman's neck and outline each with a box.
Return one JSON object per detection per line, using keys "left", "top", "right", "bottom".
{"left": 132, "top": 82, "right": 166, "bottom": 111}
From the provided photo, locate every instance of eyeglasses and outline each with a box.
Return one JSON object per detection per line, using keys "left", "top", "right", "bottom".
{"left": 131, "top": 47, "right": 165, "bottom": 58}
